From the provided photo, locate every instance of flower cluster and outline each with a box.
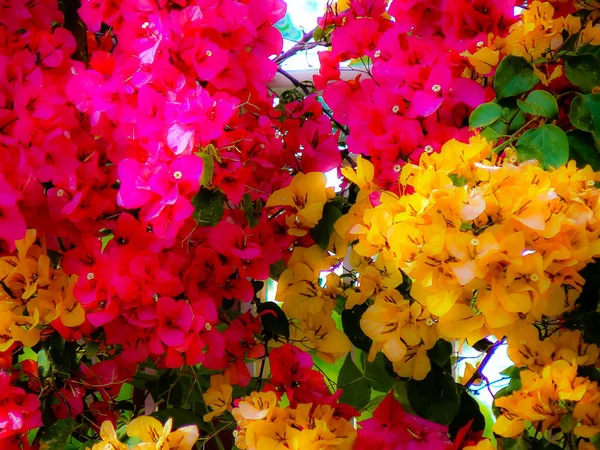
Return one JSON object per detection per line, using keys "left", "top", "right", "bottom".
{"left": 0, "top": 230, "right": 84, "bottom": 351}
{"left": 0, "top": 371, "right": 42, "bottom": 449}
{"left": 338, "top": 135, "right": 600, "bottom": 378}
{"left": 493, "top": 327, "right": 600, "bottom": 443}
{"left": 232, "top": 392, "right": 356, "bottom": 450}
{"left": 87, "top": 417, "right": 199, "bottom": 450}
{"left": 315, "top": 0, "right": 517, "bottom": 189}
{"left": 275, "top": 246, "right": 352, "bottom": 363}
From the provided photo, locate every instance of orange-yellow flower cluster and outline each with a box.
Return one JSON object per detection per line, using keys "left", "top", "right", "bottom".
{"left": 493, "top": 359, "right": 600, "bottom": 439}
{"left": 266, "top": 173, "right": 335, "bottom": 237}
{"left": 275, "top": 244, "right": 352, "bottom": 363}
{"left": 337, "top": 135, "right": 600, "bottom": 378}
{"left": 0, "top": 230, "right": 84, "bottom": 351}
{"left": 476, "top": 1, "right": 600, "bottom": 84}
{"left": 88, "top": 417, "right": 199, "bottom": 450}
{"left": 494, "top": 327, "right": 600, "bottom": 442}
{"left": 203, "top": 374, "right": 234, "bottom": 422}
{"left": 232, "top": 391, "right": 356, "bottom": 450}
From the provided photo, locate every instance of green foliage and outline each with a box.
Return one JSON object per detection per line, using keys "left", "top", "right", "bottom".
{"left": 338, "top": 355, "right": 371, "bottom": 410}
{"left": 241, "top": 193, "right": 262, "bottom": 228}
{"left": 449, "top": 389, "right": 486, "bottom": 438}
{"left": 494, "top": 55, "right": 540, "bottom": 100}
{"left": 563, "top": 310, "right": 600, "bottom": 346}
{"left": 407, "top": 365, "right": 460, "bottom": 425}
{"left": 362, "top": 352, "right": 395, "bottom": 393}
{"left": 192, "top": 188, "right": 225, "bottom": 226}
{"left": 469, "top": 102, "right": 503, "bottom": 129}
{"left": 516, "top": 144, "right": 545, "bottom": 165}
{"left": 567, "top": 130, "right": 600, "bottom": 170}
{"left": 198, "top": 152, "right": 215, "bottom": 186}
{"left": 427, "top": 339, "right": 453, "bottom": 369}
{"left": 570, "top": 94, "right": 600, "bottom": 139}
{"left": 565, "top": 54, "right": 600, "bottom": 93}
{"left": 493, "top": 366, "right": 524, "bottom": 417}
{"left": 311, "top": 202, "right": 343, "bottom": 250}
{"left": 39, "top": 419, "right": 80, "bottom": 450}
{"left": 341, "top": 304, "right": 373, "bottom": 353}
{"left": 517, "top": 125, "right": 569, "bottom": 169}
{"left": 517, "top": 90, "right": 558, "bottom": 118}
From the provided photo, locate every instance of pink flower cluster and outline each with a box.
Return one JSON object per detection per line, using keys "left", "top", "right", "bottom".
{"left": 316, "top": 0, "right": 518, "bottom": 190}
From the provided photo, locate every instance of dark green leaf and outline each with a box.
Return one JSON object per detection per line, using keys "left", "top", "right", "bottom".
{"left": 565, "top": 54, "right": 600, "bottom": 93}
{"left": 567, "top": 130, "right": 600, "bottom": 170}
{"left": 38, "top": 348, "right": 50, "bottom": 378}
{"left": 469, "top": 102, "right": 503, "bottom": 129}
{"left": 563, "top": 310, "right": 600, "bottom": 345}
{"left": 39, "top": 419, "right": 80, "bottom": 450}
{"left": 516, "top": 144, "right": 544, "bottom": 165}
{"left": 517, "top": 124, "right": 569, "bottom": 169}
{"left": 257, "top": 301, "right": 290, "bottom": 341}
{"left": 311, "top": 202, "right": 343, "bottom": 250}
{"left": 427, "top": 339, "right": 453, "bottom": 368}
{"left": 269, "top": 259, "right": 287, "bottom": 281}
{"left": 569, "top": 94, "right": 600, "bottom": 141}
{"left": 241, "top": 194, "right": 261, "bottom": 228}
{"left": 364, "top": 352, "right": 395, "bottom": 393}
{"left": 449, "top": 389, "right": 486, "bottom": 438}
{"left": 497, "top": 437, "right": 532, "bottom": 450}
{"left": 338, "top": 355, "right": 371, "bottom": 410}
{"left": 494, "top": 55, "right": 540, "bottom": 100}
{"left": 517, "top": 90, "right": 558, "bottom": 118}
{"left": 341, "top": 304, "right": 373, "bottom": 353}
{"left": 509, "top": 109, "right": 527, "bottom": 133}
{"left": 198, "top": 153, "right": 215, "bottom": 187}
{"left": 394, "top": 380, "right": 415, "bottom": 413}
{"left": 407, "top": 365, "right": 460, "bottom": 425}
{"left": 192, "top": 188, "right": 224, "bottom": 226}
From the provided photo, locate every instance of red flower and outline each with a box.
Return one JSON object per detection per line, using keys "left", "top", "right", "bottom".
{"left": 0, "top": 371, "right": 42, "bottom": 442}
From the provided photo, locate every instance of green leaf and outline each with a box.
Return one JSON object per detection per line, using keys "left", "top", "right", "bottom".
{"left": 341, "top": 304, "right": 373, "bottom": 353}
{"left": 364, "top": 352, "right": 395, "bottom": 393}
{"left": 448, "top": 174, "right": 468, "bottom": 187}
{"left": 311, "top": 202, "right": 343, "bottom": 250}
{"left": 565, "top": 54, "right": 600, "bottom": 93}
{"left": 257, "top": 301, "right": 290, "bottom": 342}
{"left": 517, "top": 124, "right": 569, "bottom": 169}
{"left": 517, "top": 90, "right": 558, "bottom": 118}
{"left": 567, "top": 130, "right": 600, "bottom": 171}
{"left": 407, "top": 365, "right": 460, "bottom": 425}
{"left": 394, "top": 380, "right": 415, "bottom": 413}
{"left": 493, "top": 366, "right": 523, "bottom": 417}
{"left": 427, "top": 339, "right": 453, "bottom": 368}
{"left": 241, "top": 194, "right": 260, "bottom": 228}
{"left": 269, "top": 259, "right": 286, "bottom": 281}
{"left": 39, "top": 419, "right": 80, "bottom": 450}
{"left": 338, "top": 355, "right": 371, "bottom": 410}
{"left": 38, "top": 348, "right": 50, "bottom": 378}
{"left": 198, "top": 153, "right": 215, "bottom": 186}
{"left": 509, "top": 109, "right": 527, "bottom": 133}
{"left": 570, "top": 94, "right": 600, "bottom": 139}
{"left": 192, "top": 188, "right": 224, "bottom": 226}
{"left": 498, "top": 437, "right": 532, "bottom": 450}
{"left": 469, "top": 102, "right": 503, "bottom": 129}
{"left": 494, "top": 55, "right": 540, "bottom": 100}
{"left": 449, "top": 389, "right": 486, "bottom": 438}
{"left": 516, "top": 144, "right": 544, "bottom": 165}
{"left": 563, "top": 310, "right": 600, "bottom": 345}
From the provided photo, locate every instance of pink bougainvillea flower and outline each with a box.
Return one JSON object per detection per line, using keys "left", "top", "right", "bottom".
{"left": 0, "top": 371, "right": 42, "bottom": 441}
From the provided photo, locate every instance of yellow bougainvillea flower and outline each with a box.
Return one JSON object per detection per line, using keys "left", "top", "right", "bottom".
{"left": 464, "top": 439, "right": 495, "bottom": 450}
{"left": 391, "top": 345, "right": 431, "bottom": 381}
{"left": 87, "top": 421, "right": 128, "bottom": 450}
{"left": 203, "top": 374, "right": 233, "bottom": 422}
{"left": 266, "top": 172, "right": 335, "bottom": 236}
{"left": 461, "top": 47, "right": 500, "bottom": 75}
{"left": 127, "top": 416, "right": 199, "bottom": 450}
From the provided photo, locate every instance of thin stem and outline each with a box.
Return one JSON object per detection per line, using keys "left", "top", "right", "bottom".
{"left": 465, "top": 338, "right": 507, "bottom": 389}
{"left": 275, "top": 27, "right": 318, "bottom": 65}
